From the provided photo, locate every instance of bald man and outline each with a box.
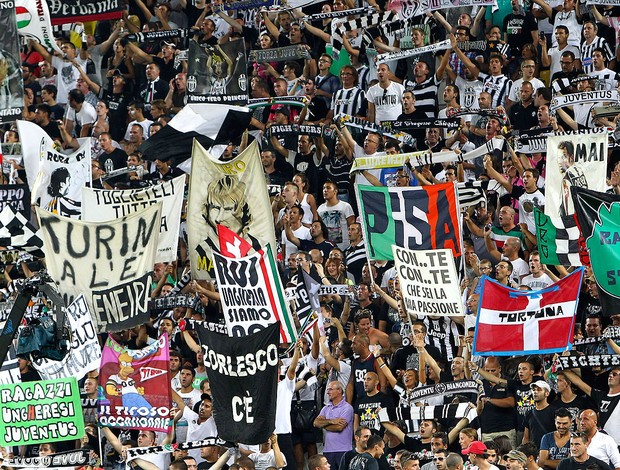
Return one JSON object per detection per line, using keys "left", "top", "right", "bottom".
{"left": 354, "top": 372, "right": 390, "bottom": 432}
{"left": 578, "top": 410, "right": 620, "bottom": 470}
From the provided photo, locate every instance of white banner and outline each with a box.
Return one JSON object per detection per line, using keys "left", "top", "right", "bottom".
{"left": 37, "top": 204, "right": 161, "bottom": 332}
{"left": 187, "top": 140, "right": 275, "bottom": 279}
{"left": 213, "top": 248, "right": 293, "bottom": 339}
{"left": 15, "top": 0, "right": 64, "bottom": 54}
{"left": 32, "top": 295, "right": 101, "bottom": 381}
{"left": 82, "top": 176, "right": 184, "bottom": 263}
{"left": 31, "top": 139, "right": 91, "bottom": 219}
{"left": 545, "top": 132, "right": 608, "bottom": 217}
{"left": 392, "top": 246, "right": 463, "bottom": 316}
{"left": 16, "top": 120, "right": 48, "bottom": 192}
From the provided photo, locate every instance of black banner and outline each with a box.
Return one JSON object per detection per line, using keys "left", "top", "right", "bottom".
{"left": 91, "top": 273, "right": 152, "bottom": 332}
{"left": 0, "top": 184, "right": 30, "bottom": 219}
{"left": 382, "top": 119, "right": 460, "bottom": 131}
{"left": 197, "top": 321, "right": 280, "bottom": 445}
{"left": 49, "top": 0, "right": 124, "bottom": 25}
{"left": 249, "top": 45, "right": 311, "bottom": 63}
{"left": 127, "top": 29, "right": 188, "bottom": 43}
{"left": 571, "top": 187, "right": 620, "bottom": 316}
{"left": 0, "top": 1, "right": 24, "bottom": 123}
{"left": 187, "top": 40, "right": 248, "bottom": 105}
{"left": 556, "top": 354, "right": 620, "bottom": 369}
{"left": 269, "top": 124, "right": 323, "bottom": 137}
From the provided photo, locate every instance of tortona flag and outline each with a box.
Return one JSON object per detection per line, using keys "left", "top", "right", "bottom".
{"left": 473, "top": 269, "right": 584, "bottom": 356}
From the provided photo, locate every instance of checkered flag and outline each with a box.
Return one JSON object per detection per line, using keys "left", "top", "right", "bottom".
{"left": 0, "top": 205, "right": 44, "bottom": 258}
{"left": 534, "top": 208, "right": 582, "bottom": 266}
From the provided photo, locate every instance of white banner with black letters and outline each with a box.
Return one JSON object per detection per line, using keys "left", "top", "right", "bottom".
{"left": 32, "top": 294, "right": 101, "bottom": 381}
{"left": 392, "top": 246, "right": 464, "bottom": 316}
{"left": 213, "top": 248, "right": 295, "bottom": 341}
{"left": 82, "top": 175, "right": 184, "bottom": 263}
{"left": 545, "top": 131, "right": 608, "bottom": 217}
{"left": 37, "top": 203, "right": 161, "bottom": 332}
{"left": 197, "top": 321, "right": 279, "bottom": 445}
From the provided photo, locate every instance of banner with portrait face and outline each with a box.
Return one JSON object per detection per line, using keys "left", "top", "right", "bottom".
{"left": 187, "top": 40, "right": 248, "bottom": 105}
{"left": 187, "top": 140, "right": 275, "bottom": 279}
{"left": 31, "top": 139, "right": 91, "bottom": 219}
{"left": 0, "top": 0, "right": 24, "bottom": 123}
{"left": 544, "top": 131, "right": 608, "bottom": 217}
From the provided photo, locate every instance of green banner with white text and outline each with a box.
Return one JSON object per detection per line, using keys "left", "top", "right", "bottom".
{"left": 0, "top": 377, "right": 84, "bottom": 446}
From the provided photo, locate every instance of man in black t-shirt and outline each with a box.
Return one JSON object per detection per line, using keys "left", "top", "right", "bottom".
{"left": 557, "top": 434, "right": 613, "bottom": 470}
{"left": 349, "top": 434, "right": 385, "bottom": 470}
{"left": 97, "top": 132, "right": 128, "bottom": 187}
{"left": 354, "top": 372, "right": 391, "bottom": 434}
{"left": 523, "top": 380, "right": 556, "bottom": 448}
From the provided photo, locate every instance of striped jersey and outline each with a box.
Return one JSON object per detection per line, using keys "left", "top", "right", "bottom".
{"left": 482, "top": 73, "right": 513, "bottom": 108}
{"left": 331, "top": 86, "right": 367, "bottom": 118}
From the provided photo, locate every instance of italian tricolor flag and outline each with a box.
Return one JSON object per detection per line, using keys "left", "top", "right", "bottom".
{"left": 15, "top": 6, "right": 31, "bottom": 29}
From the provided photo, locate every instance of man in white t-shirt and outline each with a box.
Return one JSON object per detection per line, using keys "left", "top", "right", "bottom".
{"left": 521, "top": 252, "right": 555, "bottom": 290}
{"left": 64, "top": 89, "right": 97, "bottom": 138}
{"left": 366, "top": 63, "right": 405, "bottom": 124}
{"left": 173, "top": 390, "right": 218, "bottom": 464}
{"left": 32, "top": 40, "right": 87, "bottom": 105}
{"left": 248, "top": 435, "right": 288, "bottom": 470}
{"left": 176, "top": 365, "right": 203, "bottom": 444}
{"left": 317, "top": 181, "right": 355, "bottom": 251}
{"left": 281, "top": 205, "right": 311, "bottom": 259}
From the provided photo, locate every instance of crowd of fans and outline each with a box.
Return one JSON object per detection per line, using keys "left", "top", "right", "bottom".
{"left": 4, "top": 0, "right": 620, "bottom": 468}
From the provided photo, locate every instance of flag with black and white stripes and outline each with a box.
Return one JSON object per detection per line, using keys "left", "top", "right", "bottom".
{"left": 456, "top": 180, "right": 489, "bottom": 209}
{"left": 378, "top": 403, "right": 478, "bottom": 432}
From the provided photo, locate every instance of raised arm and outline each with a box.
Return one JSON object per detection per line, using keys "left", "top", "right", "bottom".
{"left": 469, "top": 361, "right": 507, "bottom": 385}
{"left": 531, "top": 0, "right": 553, "bottom": 18}
{"left": 287, "top": 339, "right": 302, "bottom": 380}
{"left": 261, "top": 11, "right": 281, "bottom": 40}
{"left": 31, "top": 40, "right": 53, "bottom": 63}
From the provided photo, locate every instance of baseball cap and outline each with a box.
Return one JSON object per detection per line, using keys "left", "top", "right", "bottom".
{"left": 462, "top": 441, "right": 487, "bottom": 455}
{"left": 274, "top": 106, "right": 290, "bottom": 117}
{"left": 161, "top": 40, "right": 177, "bottom": 48}
{"left": 530, "top": 380, "right": 551, "bottom": 392}
{"left": 505, "top": 450, "right": 527, "bottom": 464}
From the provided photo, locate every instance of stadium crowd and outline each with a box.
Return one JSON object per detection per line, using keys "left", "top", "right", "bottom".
{"left": 4, "top": 0, "right": 620, "bottom": 468}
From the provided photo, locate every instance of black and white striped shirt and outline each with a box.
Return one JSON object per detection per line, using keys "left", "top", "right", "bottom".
{"left": 483, "top": 74, "right": 513, "bottom": 108}
{"left": 356, "top": 65, "right": 370, "bottom": 92}
{"left": 331, "top": 86, "right": 367, "bottom": 118}
{"left": 581, "top": 36, "right": 614, "bottom": 74}
{"left": 404, "top": 75, "right": 440, "bottom": 118}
